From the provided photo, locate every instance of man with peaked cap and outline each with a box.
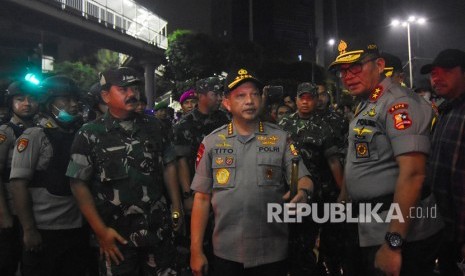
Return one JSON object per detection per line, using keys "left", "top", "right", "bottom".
{"left": 190, "top": 68, "right": 313, "bottom": 276}
{"left": 66, "top": 67, "right": 182, "bottom": 275}
{"left": 329, "top": 40, "right": 443, "bottom": 276}
{"left": 381, "top": 52, "right": 406, "bottom": 86}
{"left": 10, "top": 75, "right": 89, "bottom": 276}
{"left": 421, "top": 49, "right": 465, "bottom": 276}
{"left": 0, "top": 80, "right": 41, "bottom": 276}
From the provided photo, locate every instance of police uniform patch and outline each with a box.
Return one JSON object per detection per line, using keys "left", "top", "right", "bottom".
{"left": 290, "top": 143, "right": 299, "bottom": 156}
{"left": 215, "top": 157, "right": 224, "bottom": 165}
{"left": 216, "top": 168, "right": 230, "bottom": 185}
{"left": 355, "top": 142, "right": 369, "bottom": 158}
{"left": 225, "top": 156, "right": 234, "bottom": 165}
{"left": 393, "top": 112, "right": 412, "bottom": 130}
{"left": 0, "top": 134, "right": 7, "bottom": 144}
{"left": 196, "top": 143, "right": 205, "bottom": 168}
{"left": 388, "top": 103, "right": 409, "bottom": 114}
{"left": 17, "top": 138, "right": 29, "bottom": 153}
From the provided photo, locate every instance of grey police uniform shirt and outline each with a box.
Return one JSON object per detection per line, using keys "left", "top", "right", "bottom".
{"left": 9, "top": 118, "right": 82, "bottom": 230}
{"left": 0, "top": 118, "right": 22, "bottom": 213}
{"left": 191, "top": 121, "right": 310, "bottom": 268}
{"left": 345, "top": 77, "right": 443, "bottom": 247}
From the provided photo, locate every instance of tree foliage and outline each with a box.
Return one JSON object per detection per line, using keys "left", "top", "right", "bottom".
{"left": 53, "top": 61, "right": 98, "bottom": 92}
{"left": 95, "top": 49, "right": 120, "bottom": 73}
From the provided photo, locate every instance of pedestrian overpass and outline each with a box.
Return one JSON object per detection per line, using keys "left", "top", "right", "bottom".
{"left": 1, "top": 0, "right": 169, "bottom": 105}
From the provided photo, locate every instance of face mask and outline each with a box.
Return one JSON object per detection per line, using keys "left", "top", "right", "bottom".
{"left": 52, "top": 105, "right": 78, "bottom": 123}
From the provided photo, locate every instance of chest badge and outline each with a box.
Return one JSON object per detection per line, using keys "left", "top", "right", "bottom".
{"left": 363, "top": 106, "right": 377, "bottom": 117}
{"left": 216, "top": 134, "right": 232, "bottom": 147}
{"left": 353, "top": 127, "right": 372, "bottom": 138}
{"left": 216, "top": 168, "right": 230, "bottom": 185}
{"left": 355, "top": 142, "right": 369, "bottom": 158}
{"left": 265, "top": 168, "right": 274, "bottom": 179}
{"left": 225, "top": 156, "right": 234, "bottom": 165}
{"left": 215, "top": 157, "right": 224, "bottom": 165}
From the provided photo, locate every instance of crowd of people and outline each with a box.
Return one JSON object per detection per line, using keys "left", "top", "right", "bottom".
{"left": 0, "top": 41, "right": 463, "bottom": 276}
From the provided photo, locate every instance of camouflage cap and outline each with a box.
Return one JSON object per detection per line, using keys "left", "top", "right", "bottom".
{"left": 296, "top": 82, "right": 318, "bottom": 98}
{"left": 196, "top": 77, "right": 223, "bottom": 94}
{"left": 328, "top": 40, "right": 380, "bottom": 70}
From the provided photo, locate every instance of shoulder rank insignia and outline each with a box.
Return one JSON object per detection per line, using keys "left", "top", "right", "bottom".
{"left": 17, "top": 138, "right": 29, "bottom": 153}
{"left": 0, "top": 134, "right": 7, "bottom": 144}
{"left": 369, "top": 85, "right": 384, "bottom": 102}
{"left": 393, "top": 112, "right": 412, "bottom": 130}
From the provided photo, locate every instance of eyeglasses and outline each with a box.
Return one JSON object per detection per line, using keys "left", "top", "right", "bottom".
{"left": 336, "top": 58, "right": 378, "bottom": 78}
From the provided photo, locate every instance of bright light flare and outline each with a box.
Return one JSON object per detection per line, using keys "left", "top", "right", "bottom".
{"left": 328, "top": 39, "right": 335, "bottom": 46}
{"left": 391, "top": 19, "right": 400, "bottom": 26}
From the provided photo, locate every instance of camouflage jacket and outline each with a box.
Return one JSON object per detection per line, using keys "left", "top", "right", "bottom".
{"left": 279, "top": 112, "right": 340, "bottom": 198}
{"left": 66, "top": 112, "right": 175, "bottom": 247}
{"left": 314, "top": 108, "right": 349, "bottom": 150}
{"left": 173, "top": 108, "right": 229, "bottom": 174}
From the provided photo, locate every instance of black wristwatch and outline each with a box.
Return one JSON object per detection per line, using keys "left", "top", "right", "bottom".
{"left": 385, "top": 232, "right": 404, "bottom": 250}
{"left": 298, "top": 188, "right": 312, "bottom": 203}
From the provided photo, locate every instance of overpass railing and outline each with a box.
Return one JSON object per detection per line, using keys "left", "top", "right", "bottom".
{"left": 43, "top": 0, "right": 168, "bottom": 49}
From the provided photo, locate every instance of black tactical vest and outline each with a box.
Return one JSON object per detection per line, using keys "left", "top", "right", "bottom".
{"left": 31, "top": 128, "right": 76, "bottom": 196}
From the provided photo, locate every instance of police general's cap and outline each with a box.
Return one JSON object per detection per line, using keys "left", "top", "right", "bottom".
{"left": 381, "top": 52, "right": 403, "bottom": 77}
{"left": 224, "top": 68, "right": 264, "bottom": 94}
{"left": 296, "top": 82, "right": 318, "bottom": 98}
{"left": 420, "top": 49, "right": 465, "bottom": 74}
{"left": 196, "top": 77, "right": 223, "bottom": 94}
{"left": 328, "top": 40, "right": 380, "bottom": 70}
{"left": 99, "top": 67, "right": 142, "bottom": 88}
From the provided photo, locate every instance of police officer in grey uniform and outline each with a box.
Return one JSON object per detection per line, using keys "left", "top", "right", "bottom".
{"left": 10, "top": 75, "right": 89, "bottom": 276}
{"left": 190, "top": 68, "right": 313, "bottom": 276}
{"left": 329, "top": 40, "right": 444, "bottom": 276}
{"left": 0, "top": 80, "right": 40, "bottom": 276}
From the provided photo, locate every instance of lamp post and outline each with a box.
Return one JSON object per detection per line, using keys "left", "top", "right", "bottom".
{"left": 391, "top": 16, "right": 426, "bottom": 88}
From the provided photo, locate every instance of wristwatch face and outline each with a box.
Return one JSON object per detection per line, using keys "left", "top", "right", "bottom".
{"left": 386, "top": 232, "right": 403, "bottom": 248}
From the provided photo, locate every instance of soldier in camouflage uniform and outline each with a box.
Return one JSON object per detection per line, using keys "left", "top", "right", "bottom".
{"left": 0, "top": 80, "right": 40, "bottom": 276}
{"left": 278, "top": 82, "right": 344, "bottom": 275}
{"left": 173, "top": 77, "right": 229, "bottom": 274}
{"left": 66, "top": 67, "right": 182, "bottom": 276}
{"left": 173, "top": 77, "right": 229, "bottom": 211}
{"left": 10, "top": 76, "right": 89, "bottom": 276}
{"left": 314, "top": 83, "right": 349, "bottom": 151}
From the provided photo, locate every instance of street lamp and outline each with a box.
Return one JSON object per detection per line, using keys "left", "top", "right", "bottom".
{"left": 391, "top": 16, "right": 426, "bottom": 88}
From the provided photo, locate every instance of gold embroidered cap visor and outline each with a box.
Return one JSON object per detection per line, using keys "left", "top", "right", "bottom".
{"left": 224, "top": 68, "right": 264, "bottom": 95}
{"left": 328, "top": 40, "right": 380, "bottom": 71}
